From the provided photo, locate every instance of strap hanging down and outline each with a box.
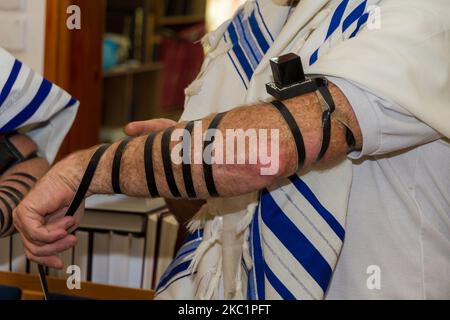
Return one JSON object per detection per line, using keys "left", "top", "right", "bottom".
{"left": 315, "top": 83, "right": 335, "bottom": 161}
{"left": 38, "top": 144, "right": 110, "bottom": 300}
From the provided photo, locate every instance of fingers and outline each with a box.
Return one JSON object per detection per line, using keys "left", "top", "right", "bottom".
{"left": 14, "top": 209, "right": 73, "bottom": 245}
{"left": 22, "top": 233, "right": 77, "bottom": 259}
{"left": 124, "top": 118, "right": 177, "bottom": 136}
{"left": 24, "top": 248, "right": 65, "bottom": 269}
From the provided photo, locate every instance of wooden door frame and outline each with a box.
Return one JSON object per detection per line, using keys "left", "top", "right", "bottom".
{"left": 44, "top": 0, "right": 106, "bottom": 159}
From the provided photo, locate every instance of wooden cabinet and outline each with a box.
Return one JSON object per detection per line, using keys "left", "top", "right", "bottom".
{"left": 44, "top": 0, "right": 206, "bottom": 154}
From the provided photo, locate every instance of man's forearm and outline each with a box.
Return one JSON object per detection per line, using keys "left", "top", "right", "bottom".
{"left": 65, "top": 83, "right": 362, "bottom": 199}
{"left": 0, "top": 157, "right": 49, "bottom": 237}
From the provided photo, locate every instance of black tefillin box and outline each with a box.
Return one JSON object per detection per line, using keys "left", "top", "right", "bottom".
{"left": 266, "top": 53, "right": 319, "bottom": 101}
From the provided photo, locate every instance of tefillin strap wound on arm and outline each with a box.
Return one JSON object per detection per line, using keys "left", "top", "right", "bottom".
{"left": 182, "top": 121, "right": 197, "bottom": 198}
{"left": 111, "top": 137, "right": 132, "bottom": 194}
{"left": 266, "top": 53, "right": 356, "bottom": 164}
{"left": 161, "top": 128, "right": 182, "bottom": 198}
{"left": 203, "top": 113, "right": 227, "bottom": 198}
{"left": 315, "top": 79, "right": 334, "bottom": 162}
{"left": 144, "top": 132, "right": 160, "bottom": 198}
{"left": 0, "top": 134, "right": 26, "bottom": 175}
{"left": 270, "top": 100, "right": 306, "bottom": 169}
{"left": 38, "top": 144, "right": 110, "bottom": 301}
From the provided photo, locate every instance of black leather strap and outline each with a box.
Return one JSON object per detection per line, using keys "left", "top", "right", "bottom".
{"left": 0, "top": 136, "right": 25, "bottom": 175}
{"left": 270, "top": 100, "right": 306, "bottom": 169}
{"left": 203, "top": 113, "right": 226, "bottom": 197}
{"left": 346, "top": 128, "right": 356, "bottom": 152}
{"left": 65, "top": 144, "right": 110, "bottom": 217}
{"left": 0, "top": 195, "right": 12, "bottom": 233}
{"left": 161, "top": 128, "right": 181, "bottom": 198}
{"left": 11, "top": 172, "right": 37, "bottom": 183}
{"left": 2, "top": 179, "right": 32, "bottom": 191}
{"left": 0, "top": 189, "right": 20, "bottom": 206}
{"left": 0, "top": 209, "right": 4, "bottom": 233}
{"left": 144, "top": 133, "right": 160, "bottom": 198}
{"left": 38, "top": 144, "right": 110, "bottom": 300}
{"left": 0, "top": 186, "right": 23, "bottom": 202}
{"left": 315, "top": 84, "right": 335, "bottom": 161}
{"left": 182, "top": 121, "right": 196, "bottom": 198}
{"left": 111, "top": 138, "right": 132, "bottom": 194}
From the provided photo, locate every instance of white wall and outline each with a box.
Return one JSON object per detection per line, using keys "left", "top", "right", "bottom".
{"left": 0, "top": 0, "right": 47, "bottom": 73}
{"left": 206, "top": 0, "right": 246, "bottom": 31}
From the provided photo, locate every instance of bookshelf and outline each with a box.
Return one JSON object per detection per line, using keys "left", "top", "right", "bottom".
{"left": 100, "top": 0, "right": 207, "bottom": 142}
{"left": 159, "top": 14, "right": 205, "bottom": 26}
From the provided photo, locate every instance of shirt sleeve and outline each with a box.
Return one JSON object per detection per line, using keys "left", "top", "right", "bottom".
{"left": 0, "top": 48, "right": 78, "bottom": 163}
{"left": 328, "top": 76, "right": 442, "bottom": 159}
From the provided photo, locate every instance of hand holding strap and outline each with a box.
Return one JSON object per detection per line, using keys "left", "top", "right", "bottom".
{"left": 38, "top": 144, "right": 110, "bottom": 300}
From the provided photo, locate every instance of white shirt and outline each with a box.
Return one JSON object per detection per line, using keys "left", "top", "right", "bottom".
{"left": 325, "top": 77, "right": 450, "bottom": 299}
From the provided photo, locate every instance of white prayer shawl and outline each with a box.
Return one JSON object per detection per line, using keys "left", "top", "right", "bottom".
{"left": 155, "top": 0, "right": 450, "bottom": 300}
{"left": 0, "top": 48, "right": 79, "bottom": 163}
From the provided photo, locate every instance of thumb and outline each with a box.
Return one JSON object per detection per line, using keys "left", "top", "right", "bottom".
{"left": 124, "top": 119, "right": 177, "bottom": 136}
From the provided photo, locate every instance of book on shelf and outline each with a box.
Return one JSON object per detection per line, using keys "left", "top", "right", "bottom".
{"left": 153, "top": 213, "right": 180, "bottom": 286}
{"left": 91, "top": 231, "right": 110, "bottom": 285}
{"left": 11, "top": 233, "right": 26, "bottom": 273}
{"left": 159, "top": 23, "right": 205, "bottom": 112}
{"left": 128, "top": 235, "right": 145, "bottom": 289}
{"left": 142, "top": 213, "right": 159, "bottom": 290}
{"left": 73, "top": 230, "right": 90, "bottom": 281}
{"left": 108, "top": 232, "right": 131, "bottom": 287}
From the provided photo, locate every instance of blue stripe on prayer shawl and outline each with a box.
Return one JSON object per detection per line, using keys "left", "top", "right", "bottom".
{"left": 65, "top": 97, "right": 78, "bottom": 108}
{"left": 235, "top": 16, "right": 259, "bottom": 68}
{"left": 342, "top": 0, "right": 367, "bottom": 32}
{"left": 0, "top": 78, "right": 52, "bottom": 133}
{"left": 252, "top": 204, "right": 266, "bottom": 299}
{"left": 326, "top": 0, "right": 350, "bottom": 39}
{"left": 255, "top": 0, "right": 274, "bottom": 42}
{"left": 156, "top": 230, "right": 203, "bottom": 292}
{"left": 156, "top": 272, "right": 193, "bottom": 296}
{"left": 157, "top": 260, "right": 192, "bottom": 290}
{"left": 173, "top": 243, "right": 199, "bottom": 262}
{"left": 264, "top": 263, "right": 296, "bottom": 300}
{"left": 260, "top": 189, "right": 332, "bottom": 293}
{"left": 309, "top": 49, "right": 319, "bottom": 66}
{"left": 158, "top": 250, "right": 195, "bottom": 286}
{"left": 184, "top": 229, "right": 203, "bottom": 243}
{"left": 224, "top": 34, "right": 248, "bottom": 90}
{"left": 350, "top": 12, "right": 369, "bottom": 38}
{"left": 227, "top": 23, "right": 254, "bottom": 81}
{"left": 289, "top": 176, "right": 345, "bottom": 241}
{"left": 0, "top": 60, "right": 22, "bottom": 107}
{"left": 247, "top": 216, "right": 257, "bottom": 299}
{"left": 249, "top": 12, "right": 270, "bottom": 55}
{"left": 240, "top": 13, "right": 264, "bottom": 60}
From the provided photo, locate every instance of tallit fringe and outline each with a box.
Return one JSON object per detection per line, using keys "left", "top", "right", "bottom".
{"left": 187, "top": 204, "right": 211, "bottom": 232}
{"left": 237, "top": 203, "right": 257, "bottom": 270}
{"left": 231, "top": 261, "right": 245, "bottom": 300}
{"left": 188, "top": 217, "right": 222, "bottom": 273}
{"left": 229, "top": 202, "right": 258, "bottom": 299}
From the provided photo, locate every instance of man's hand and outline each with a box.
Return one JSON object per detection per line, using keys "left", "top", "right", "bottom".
{"left": 124, "top": 118, "right": 177, "bottom": 137}
{"left": 13, "top": 119, "right": 177, "bottom": 268}
{"left": 13, "top": 153, "right": 83, "bottom": 268}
